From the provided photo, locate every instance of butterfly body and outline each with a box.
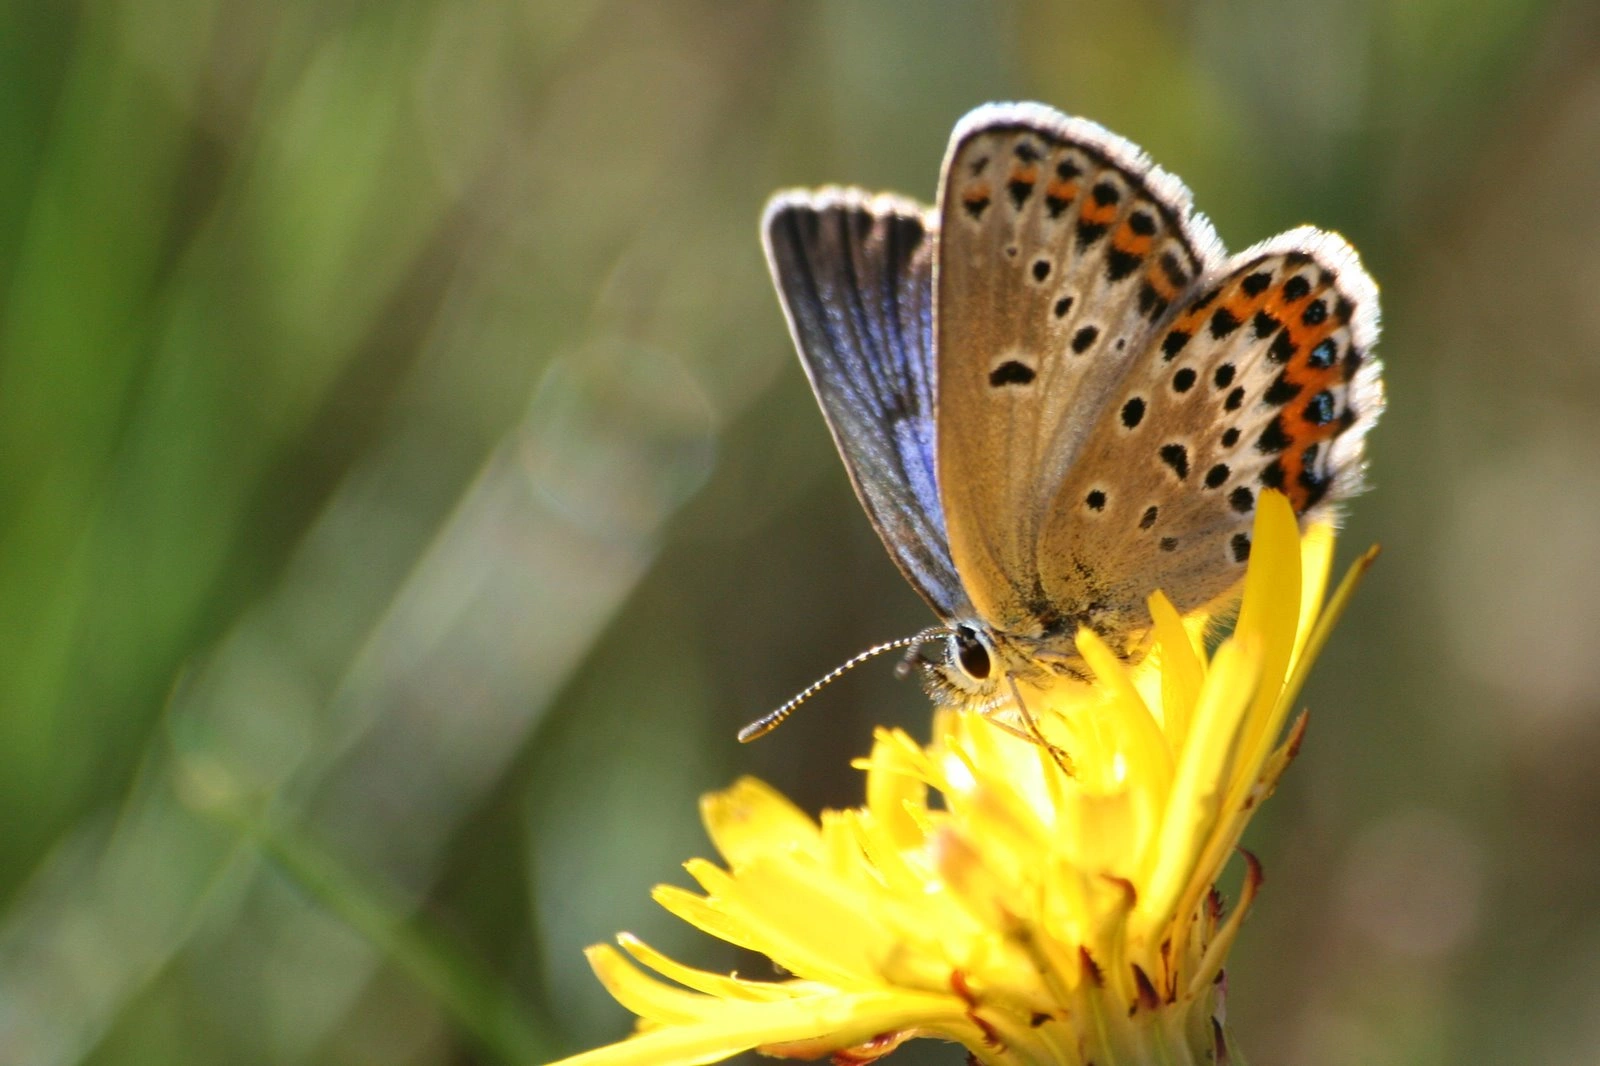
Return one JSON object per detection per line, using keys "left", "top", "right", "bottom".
{"left": 762, "top": 103, "right": 1382, "bottom": 712}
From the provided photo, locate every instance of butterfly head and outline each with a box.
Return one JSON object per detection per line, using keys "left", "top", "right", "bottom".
{"left": 905, "top": 620, "right": 1076, "bottom": 711}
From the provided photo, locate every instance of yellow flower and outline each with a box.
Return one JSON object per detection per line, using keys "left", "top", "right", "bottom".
{"left": 549, "top": 491, "right": 1375, "bottom": 1066}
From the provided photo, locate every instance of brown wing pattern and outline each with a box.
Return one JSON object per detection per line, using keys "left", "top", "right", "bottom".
{"left": 1035, "top": 228, "right": 1383, "bottom": 652}
{"left": 934, "top": 103, "right": 1223, "bottom": 630}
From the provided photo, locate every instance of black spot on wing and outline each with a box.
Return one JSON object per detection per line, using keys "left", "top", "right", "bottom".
{"left": 1298, "top": 463, "right": 1332, "bottom": 508}
{"left": 1268, "top": 331, "right": 1297, "bottom": 363}
{"left": 1263, "top": 373, "right": 1302, "bottom": 406}
{"left": 1107, "top": 248, "right": 1142, "bottom": 282}
{"left": 1256, "top": 416, "right": 1292, "bottom": 453}
{"left": 1240, "top": 271, "right": 1272, "bottom": 296}
{"left": 1159, "top": 252, "right": 1188, "bottom": 288}
{"left": 1304, "top": 390, "right": 1336, "bottom": 425}
{"left": 1137, "top": 282, "right": 1168, "bottom": 319}
{"left": 1209, "top": 307, "right": 1242, "bottom": 338}
{"left": 989, "top": 361, "right": 1036, "bottom": 387}
{"left": 1161, "top": 330, "right": 1191, "bottom": 361}
{"left": 1159, "top": 443, "right": 1190, "bottom": 479}
{"left": 1300, "top": 441, "right": 1321, "bottom": 471}
{"left": 1076, "top": 220, "right": 1109, "bottom": 250}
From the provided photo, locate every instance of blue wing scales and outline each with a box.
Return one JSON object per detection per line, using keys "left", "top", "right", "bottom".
{"left": 762, "top": 189, "right": 970, "bottom": 618}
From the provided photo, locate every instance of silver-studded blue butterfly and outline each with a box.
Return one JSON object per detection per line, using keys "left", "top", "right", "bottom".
{"left": 744, "top": 102, "right": 1382, "bottom": 737}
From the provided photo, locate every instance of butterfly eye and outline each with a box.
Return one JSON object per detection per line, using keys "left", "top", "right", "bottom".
{"left": 952, "top": 624, "right": 993, "bottom": 681}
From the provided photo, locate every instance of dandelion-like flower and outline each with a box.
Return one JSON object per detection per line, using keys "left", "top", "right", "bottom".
{"left": 550, "top": 491, "right": 1374, "bottom": 1066}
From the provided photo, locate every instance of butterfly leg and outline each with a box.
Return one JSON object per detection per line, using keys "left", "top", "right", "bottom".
{"left": 997, "top": 676, "right": 1075, "bottom": 778}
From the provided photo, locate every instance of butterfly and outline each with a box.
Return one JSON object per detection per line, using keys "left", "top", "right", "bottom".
{"left": 744, "top": 102, "right": 1382, "bottom": 737}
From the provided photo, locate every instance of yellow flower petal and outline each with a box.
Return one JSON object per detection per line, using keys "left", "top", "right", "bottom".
{"left": 861, "top": 728, "right": 933, "bottom": 851}
{"left": 1291, "top": 521, "right": 1336, "bottom": 671}
{"left": 582, "top": 944, "right": 721, "bottom": 1027}
{"left": 1232, "top": 492, "right": 1304, "bottom": 769}
{"left": 1072, "top": 628, "right": 1174, "bottom": 797}
{"left": 710, "top": 858, "right": 897, "bottom": 983}
{"left": 615, "top": 934, "right": 793, "bottom": 1003}
{"left": 649, "top": 883, "right": 766, "bottom": 956}
{"left": 548, "top": 984, "right": 969, "bottom": 1066}
{"left": 1134, "top": 634, "right": 1261, "bottom": 952}
{"left": 1281, "top": 543, "right": 1380, "bottom": 713}
{"left": 1148, "top": 588, "right": 1204, "bottom": 749}
{"left": 701, "top": 777, "right": 820, "bottom": 867}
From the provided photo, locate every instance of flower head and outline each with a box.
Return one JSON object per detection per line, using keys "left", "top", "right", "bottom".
{"left": 551, "top": 491, "right": 1374, "bottom": 1066}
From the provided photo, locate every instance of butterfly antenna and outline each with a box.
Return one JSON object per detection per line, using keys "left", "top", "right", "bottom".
{"left": 738, "top": 627, "right": 948, "bottom": 743}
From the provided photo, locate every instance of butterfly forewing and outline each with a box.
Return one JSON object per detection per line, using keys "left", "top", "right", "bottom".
{"left": 1037, "top": 229, "right": 1384, "bottom": 643}
{"left": 763, "top": 189, "right": 972, "bottom": 617}
{"left": 933, "top": 103, "right": 1221, "bottom": 631}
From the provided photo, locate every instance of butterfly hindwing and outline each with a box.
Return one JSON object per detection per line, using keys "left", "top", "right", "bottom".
{"left": 933, "top": 103, "right": 1223, "bottom": 631}
{"left": 763, "top": 189, "right": 971, "bottom": 617}
{"left": 1037, "top": 228, "right": 1384, "bottom": 645}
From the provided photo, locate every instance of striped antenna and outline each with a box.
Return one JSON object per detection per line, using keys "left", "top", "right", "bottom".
{"left": 738, "top": 628, "right": 948, "bottom": 743}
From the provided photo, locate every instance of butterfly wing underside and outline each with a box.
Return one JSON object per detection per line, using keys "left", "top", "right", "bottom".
{"left": 933, "top": 103, "right": 1220, "bottom": 634}
{"left": 763, "top": 189, "right": 971, "bottom": 618}
{"left": 935, "top": 103, "right": 1382, "bottom": 652}
{"left": 1036, "top": 232, "right": 1383, "bottom": 633}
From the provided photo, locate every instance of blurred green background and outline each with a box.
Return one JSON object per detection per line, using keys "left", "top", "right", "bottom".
{"left": 1, "top": 1, "right": 1597, "bottom": 1064}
